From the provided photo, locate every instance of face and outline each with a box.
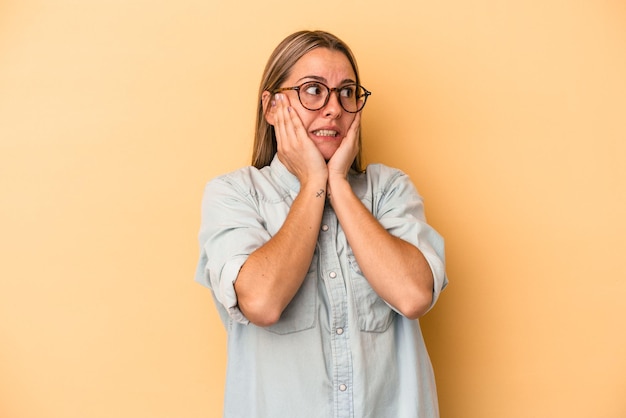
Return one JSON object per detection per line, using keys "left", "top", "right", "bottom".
{"left": 266, "top": 48, "right": 358, "bottom": 161}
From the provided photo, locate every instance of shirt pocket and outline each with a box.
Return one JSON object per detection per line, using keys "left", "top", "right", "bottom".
{"left": 347, "top": 251, "right": 396, "bottom": 332}
{"left": 265, "top": 254, "right": 318, "bottom": 335}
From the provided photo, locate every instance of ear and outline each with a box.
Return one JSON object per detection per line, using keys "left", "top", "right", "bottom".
{"left": 261, "top": 91, "right": 276, "bottom": 126}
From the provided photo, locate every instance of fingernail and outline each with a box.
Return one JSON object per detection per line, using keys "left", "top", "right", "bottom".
{"left": 271, "top": 100, "right": 276, "bottom": 107}
{"left": 276, "top": 93, "right": 283, "bottom": 100}
{"left": 287, "top": 106, "right": 291, "bottom": 113}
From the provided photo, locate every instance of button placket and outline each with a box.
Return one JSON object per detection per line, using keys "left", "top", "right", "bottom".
{"left": 318, "top": 205, "right": 353, "bottom": 416}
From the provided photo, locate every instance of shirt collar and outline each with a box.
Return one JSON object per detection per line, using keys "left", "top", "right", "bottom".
{"left": 270, "top": 154, "right": 301, "bottom": 194}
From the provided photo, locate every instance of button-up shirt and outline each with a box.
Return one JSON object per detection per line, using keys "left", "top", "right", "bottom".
{"left": 195, "top": 155, "right": 448, "bottom": 418}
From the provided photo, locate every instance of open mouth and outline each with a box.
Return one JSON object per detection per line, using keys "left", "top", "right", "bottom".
{"left": 312, "top": 129, "right": 339, "bottom": 138}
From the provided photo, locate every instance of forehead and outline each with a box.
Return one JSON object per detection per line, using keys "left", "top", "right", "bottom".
{"left": 288, "top": 48, "right": 356, "bottom": 83}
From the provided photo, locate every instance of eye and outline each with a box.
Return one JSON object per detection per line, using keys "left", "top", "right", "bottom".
{"left": 302, "top": 82, "right": 325, "bottom": 96}
{"left": 339, "top": 85, "right": 356, "bottom": 99}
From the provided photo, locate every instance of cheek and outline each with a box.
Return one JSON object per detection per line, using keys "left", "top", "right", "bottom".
{"left": 291, "top": 106, "right": 315, "bottom": 130}
{"left": 341, "top": 114, "right": 357, "bottom": 132}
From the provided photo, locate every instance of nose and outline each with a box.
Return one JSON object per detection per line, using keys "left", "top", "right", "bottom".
{"left": 323, "top": 91, "right": 343, "bottom": 118}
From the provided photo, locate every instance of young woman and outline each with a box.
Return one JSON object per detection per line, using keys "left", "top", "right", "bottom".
{"left": 195, "top": 30, "right": 448, "bottom": 418}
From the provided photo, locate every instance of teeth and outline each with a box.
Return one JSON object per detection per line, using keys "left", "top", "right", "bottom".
{"left": 313, "top": 130, "right": 338, "bottom": 137}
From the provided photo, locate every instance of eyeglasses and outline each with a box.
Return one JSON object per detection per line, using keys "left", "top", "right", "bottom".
{"left": 273, "top": 81, "right": 371, "bottom": 113}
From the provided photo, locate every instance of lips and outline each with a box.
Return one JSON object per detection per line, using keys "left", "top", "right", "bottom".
{"left": 313, "top": 129, "right": 338, "bottom": 137}
{"left": 311, "top": 125, "right": 343, "bottom": 139}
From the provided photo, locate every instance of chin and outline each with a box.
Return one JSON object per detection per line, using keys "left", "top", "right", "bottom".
{"left": 321, "top": 150, "right": 338, "bottom": 161}
{"left": 316, "top": 144, "right": 341, "bottom": 161}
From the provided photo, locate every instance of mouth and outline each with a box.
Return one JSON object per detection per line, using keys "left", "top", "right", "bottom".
{"left": 311, "top": 129, "right": 340, "bottom": 138}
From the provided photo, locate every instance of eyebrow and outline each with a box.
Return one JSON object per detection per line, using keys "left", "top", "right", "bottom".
{"left": 296, "top": 75, "right": 357, "bottom": 85}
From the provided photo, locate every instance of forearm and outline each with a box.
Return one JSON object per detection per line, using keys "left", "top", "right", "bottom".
{"left": 235, "top": 180, "right": 327, "bottom": 326}
{"left": 328, "top": 176, "right": 434, "bottom": 319}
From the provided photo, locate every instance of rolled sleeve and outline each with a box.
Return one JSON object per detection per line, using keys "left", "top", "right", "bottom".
{"left": 212, "top": 255, "right": 250, "bottom": 325}
{"left": 373, "top": 166, "right": 448, "bottom": 312}
{"left": 413, "top": 225, "right": 448, "bottom": 310}
{"left": 195, "top": 174, "right": 272, "bottom": 325}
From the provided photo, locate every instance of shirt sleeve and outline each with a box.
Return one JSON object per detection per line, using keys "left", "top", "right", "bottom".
{"left": 372, "top": 166, "right": 448, "bottom": 312}
{"left": 194, "top": 174, "right": 272, "bottom": 325}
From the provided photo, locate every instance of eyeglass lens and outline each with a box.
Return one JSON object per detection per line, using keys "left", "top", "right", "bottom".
{"left": 299, "top": 82, "right": 367, "bottom": 112}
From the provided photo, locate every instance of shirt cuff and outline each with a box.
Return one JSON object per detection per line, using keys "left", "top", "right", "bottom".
{"left": 216, "top": 255, "right": 250, "bottom": 325}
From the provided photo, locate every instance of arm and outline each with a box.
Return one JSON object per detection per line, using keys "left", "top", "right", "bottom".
{"left": 327, "top": 114, "right": 434, "bottom": 319}
{"left": 234, "top": 93, "right": 328, "bottom": 326}
{"left": 234, "top": 181, "right": 326, "bottom": 326}
{"left": 328, "top": 178, "right": 434, "bottom": 319}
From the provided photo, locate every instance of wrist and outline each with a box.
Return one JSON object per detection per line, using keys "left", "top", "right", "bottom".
{"left": 326, "top": 175, "right": 351, "bottom": 202}
{"left": 300, "top": 171, "right": 328, "bottom": 188}
{"left": 300, "top": 176, "right": 330, "bottom": 199}
{"left": 327, "top": 172, "right": 349, "bottom": 188}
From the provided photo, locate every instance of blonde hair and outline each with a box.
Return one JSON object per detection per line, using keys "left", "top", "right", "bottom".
{"left": 251, "top": 30, "right": 364, "bottom": 172}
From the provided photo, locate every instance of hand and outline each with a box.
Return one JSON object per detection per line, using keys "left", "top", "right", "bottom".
{"left": 273, "top": 94, "right": 328, "bottom": 185}
{"left": 327, "top": 111, "right": 361, "bottom": 180}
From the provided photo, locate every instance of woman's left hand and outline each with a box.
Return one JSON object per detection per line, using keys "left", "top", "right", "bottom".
{"left": 327, "top": 112, "right": 361, "bottom": 180}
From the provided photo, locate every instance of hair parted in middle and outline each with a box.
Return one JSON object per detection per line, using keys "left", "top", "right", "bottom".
{"left": 251, "top": 30, "right": 364, "bottom": 172}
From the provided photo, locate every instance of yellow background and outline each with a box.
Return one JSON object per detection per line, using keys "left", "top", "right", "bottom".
{"left": 1, "top": 1, "right": 625, "bottom": 417}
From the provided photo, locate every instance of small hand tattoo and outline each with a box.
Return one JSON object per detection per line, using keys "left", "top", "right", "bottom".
{"left": 316, "top": 189, "right": 325, "bottom": 198}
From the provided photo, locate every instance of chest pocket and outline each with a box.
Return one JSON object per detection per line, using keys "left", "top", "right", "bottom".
{"left": 347, "top": 251, "right": 396, "bottom": 332}
{"left": 265, "top": 253, "right": 318, "bottom": 335}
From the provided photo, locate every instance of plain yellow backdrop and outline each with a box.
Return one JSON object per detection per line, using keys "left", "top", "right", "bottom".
{"left": 1, "top": 0, "right": 625, "bottom": 417}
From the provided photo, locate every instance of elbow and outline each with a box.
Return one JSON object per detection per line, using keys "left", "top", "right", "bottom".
{"left": 247, "top": 310, "right": 282, "bottom": 328}
{"left": 400, "top": 264, "right": 435, "bottom": 320}
{"left": 237, "top": 295, "right": 283, "bottom": 327}
{"left": 397, "top": 287, "right": 433, "bottom": 320}
{"left": 234, "top": 276, "right": 285, "bottom": 327}
{"left": 392, "top": 249, "right": 437, "bottom": 320}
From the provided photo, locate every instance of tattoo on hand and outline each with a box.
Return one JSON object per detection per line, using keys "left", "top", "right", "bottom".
{"left": 316, "top": 189, "right": 325, "bottom": 198}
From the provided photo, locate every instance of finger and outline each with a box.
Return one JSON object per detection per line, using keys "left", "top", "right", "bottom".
{"left": 327, "top": 113, "right": 361, "bottom": 176}
{"left": 273, "top": 95, "right": 291, "bottom": 149}
{"left": 336, "top": 112, "right": 360, "bottom": 156}
{"left": 286, "top": 101, "right": 309, "bottom": 142}
{"left": 279, "top": 96, "right": 298, "bottom": 142}
{"left": 275, "top": 95, "right": 297, "bottom": 146}
{"left": 346, "top": 112, "right": 361, "bottom": 140}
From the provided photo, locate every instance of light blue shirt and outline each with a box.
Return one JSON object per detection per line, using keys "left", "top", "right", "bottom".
{"left": 195, "top": 155, "right": 448, "bottom": 418}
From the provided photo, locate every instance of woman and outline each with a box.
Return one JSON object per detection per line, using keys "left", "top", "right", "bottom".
{"left": 195, "top": 30, "right": 447, "bottom": 418}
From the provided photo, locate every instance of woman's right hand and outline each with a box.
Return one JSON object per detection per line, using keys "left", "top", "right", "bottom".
{"left": 273, "top": 93, "right": 328, "bottom": 186}
{"left": 236, "top": 93, "right": 329, "bottom": 327}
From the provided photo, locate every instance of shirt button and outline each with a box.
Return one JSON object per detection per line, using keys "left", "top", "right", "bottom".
{"left": 339, "top": 384, "right": 347, "bottom": 392}
{"left": 336, "top": 327, "right": 344, "bottom": 335}
{"left": 321, "top": 224, "right": 329, "bottom": 232}
{"left": 329, "top": 271, "right": 337, "bottom": 279}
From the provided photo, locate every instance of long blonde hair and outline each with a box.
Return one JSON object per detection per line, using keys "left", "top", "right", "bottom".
{"left": 251, "top": 30, "right": 364, "bottom": 172}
